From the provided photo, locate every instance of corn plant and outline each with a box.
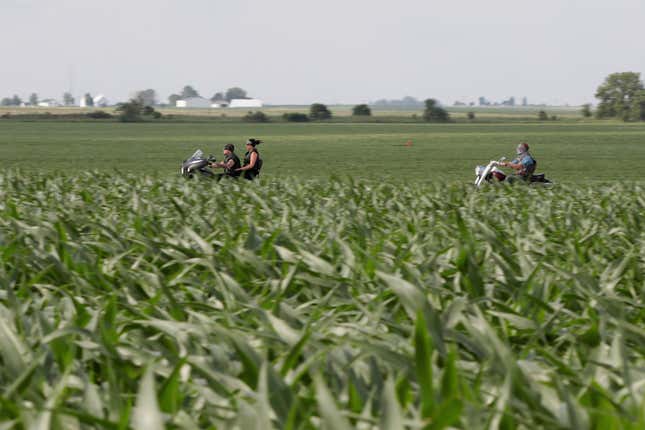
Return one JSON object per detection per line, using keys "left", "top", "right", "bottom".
{"left": 0, "top": 172, "right": 644, "bottom": 429}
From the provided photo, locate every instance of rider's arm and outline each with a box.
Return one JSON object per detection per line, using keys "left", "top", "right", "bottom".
{"left": 237, "top": 152, "right": 257, "bottom": 171}
{"left": 212, "top": 159, "right": 234, "bottom": 169}
{"left": 502, "top": 161, "right": 522, "bottom": 170}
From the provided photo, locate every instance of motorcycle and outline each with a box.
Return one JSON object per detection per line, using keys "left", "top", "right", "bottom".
{"left": 474, "top": 157, "right": 552, "bottom": 187}
{"left": 180, "top": 149, "right": 217, "bottom": 179}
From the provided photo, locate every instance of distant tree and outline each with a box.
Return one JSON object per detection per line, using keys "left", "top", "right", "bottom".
{"left": 243, "top": 111, "right": 269, "bottom": 122}
{"left": 11, "top": 95, "right": 22, "bottom": 106}
{"left": 423, "top": 99, "right": 449, "bottom": 122}
{"left": 309, "top": 103, "right": 332, "bottom": 120}
{"left": 211, "top": 92, "right": 225, "bottom": 102}
{"left": 401, "top": 96, "right": 421, "bottom": 106}
{"left": 86, "top": 110, "right": 113, "bottom": 119}
{"left": 581, "top": 103, "right": 593, "bottom": 118}
{"left": 595, "top": 72, "right": 644, "bottom": 120}
{"left": 467, "top": 111, "right": 475, "bottom": 120}
{"left": 133, "top": 89, "right": 157, "bottom": 106}
{"left": 63, "top": 92, "right": 75, "bottom": 106}
{"left": 283, "top": 112, "right": 309, "bottom": 122}
{"left": 225, "top": 87, "right": 247, "bottom": 101}
{"left": 168, "top": 94, "right": 181, "bottom": 106}
{"left": 538, "top": 110, "right": 549, "bottom": 121}
{"left": 352, "top": 104, "right": 371, "bottom": 116}
{"left": 29, "top": 93, "right": 38, "bottom": 106}
{"left": 83, "top": 93, "right": 94, "bottom": 107}
{"left": 181, "top": 85, "right": 200, "bottom": 99}
{"left": 115, "top": 99, "right": 143, "bottom": 122}
{"left": 371, "top": 96, "right": 422, "bottom": 108}
{"left": 630, "top": 89, "right": 645, "bottom": 121}
{"left": 1, "top": 98, "right": 12, "bottom": 106}
{"left": 139, "top": 105, "right": 162, "bottom": 119}
{"left": 551, "top": 115, "right": 558, "bottom": 121}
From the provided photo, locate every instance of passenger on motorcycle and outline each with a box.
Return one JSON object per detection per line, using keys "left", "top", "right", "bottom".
{"left": 501, "top": 142, "right": 536, "bottom": 183}
{"left": 236, "top": 138, "right": 263, "bottom": 180}
{"left": 210, "top": 143, "right": 241, "bottom": 180}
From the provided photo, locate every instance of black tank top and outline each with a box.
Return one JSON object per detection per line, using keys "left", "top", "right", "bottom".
{"left": 243, "top": 149, "right": 260, "bottom": 173}
{"left": 224, "top": 153, "right": 241, "bottom": 177}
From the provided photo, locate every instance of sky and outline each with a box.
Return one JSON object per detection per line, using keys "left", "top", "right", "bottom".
{"left": 1, "top": 0, "right": 644, "bottom": 106}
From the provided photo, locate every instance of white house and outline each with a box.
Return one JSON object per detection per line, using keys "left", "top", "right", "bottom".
{"left": 93, "top": 94, "right": 109, "bottom": 107}
{"left": 210, "top": 101, "right": 228, "bottom": 108}
{"left": 228, "top": 98, "right": 263, "bottom": 108}
{"left": 38, "top": 99, "right": 61, "bottom": 107}
{"left": 176, "top": 97, "right": 211, "bottom": 108}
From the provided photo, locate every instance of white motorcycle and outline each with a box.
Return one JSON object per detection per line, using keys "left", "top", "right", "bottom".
{"left": 475, "top": 157, "right": 552, "bottom": 187}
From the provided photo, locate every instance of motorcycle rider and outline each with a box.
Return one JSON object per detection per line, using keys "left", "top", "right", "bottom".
{"left": 210, "top": 143, "right": 241, "bottom": 180}
{"left": 236, "top": 138, "right": 263, "bottom": 180}
{"left": 501, "top": 142, "right": 536, "bottom": 183}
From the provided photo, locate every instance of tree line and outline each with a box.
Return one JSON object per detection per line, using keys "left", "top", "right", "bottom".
{"left": 0, "top": 86, "right": 252, "bottom": 108}
{"left": 6, "top": 74, "right": 643, "bottom": 123}
{"left": 165, "top": 86, "right": 250, "bottom": 106}
{"left": 1, "top": 92, "right": 76, "bottom": 106}
{"left": 276, "top": 99, "right": 450, "bottom": 122}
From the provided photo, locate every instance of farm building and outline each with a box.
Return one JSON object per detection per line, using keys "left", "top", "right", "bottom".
{"left": 228, "top": 98, "right": 263, "bottom": 108}
{"left": 93, "top": 94, "right": 109, "bottom": 107}
{"left": 37, "top": 99, "right": 61, "bottom": 107}
{"left": 176, "top": 97, "right": 211, "bottom": 108}
{"left": 210, "top": 100, "right": 229, "bottom": 108}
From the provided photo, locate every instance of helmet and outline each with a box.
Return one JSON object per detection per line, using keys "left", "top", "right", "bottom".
{"left": 516, "top": 142, "right": 529, "bottom": 155}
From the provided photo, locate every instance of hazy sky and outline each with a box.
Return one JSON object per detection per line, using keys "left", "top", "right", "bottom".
{"left": 1, "top": 0, "right": 644, "bottom": 105}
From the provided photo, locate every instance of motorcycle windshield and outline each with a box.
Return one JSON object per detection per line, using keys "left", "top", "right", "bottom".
{"left": 188, "top": 149, "right": 204, "bottom": 161}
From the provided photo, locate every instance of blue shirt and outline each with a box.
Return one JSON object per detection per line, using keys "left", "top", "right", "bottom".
{"left": 512, "top": 153, "right": 536, "bottom": 175}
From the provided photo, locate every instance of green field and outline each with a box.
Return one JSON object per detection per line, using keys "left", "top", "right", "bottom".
{"left": 1, "top": 121, "right": 645, "bottom": 182}
{"left": 1, "top": 173, "right": 645, "bottom": 428}
{"left": 1, "top": 120, "right": 645, "bottom": 428}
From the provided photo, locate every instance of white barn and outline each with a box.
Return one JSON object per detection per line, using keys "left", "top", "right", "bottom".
{"left": 229, "top": 98, "right": 263, "bottom": 108}
{"left": 38, "top": 99, "right": 60, "bottom": 107}
{"left": 93, "top": 94, "right": 109, "bottom": 107}
{"left": 176, "top": 97, "right": 211, "bottom": 108}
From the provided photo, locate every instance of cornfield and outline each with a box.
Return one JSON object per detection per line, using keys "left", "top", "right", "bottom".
{"left": 1, "top": 172, "right": 644, "bottom": 429}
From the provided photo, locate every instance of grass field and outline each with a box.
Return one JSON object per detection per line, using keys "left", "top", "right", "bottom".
{"left": 1, "top": 173, "right": 645, "bottom": 429}
{"left": 1, "top": 120, "right": 645, "bottom": 428}
{"left": 1, "top": 121, "right": 645, "bottom": 182}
